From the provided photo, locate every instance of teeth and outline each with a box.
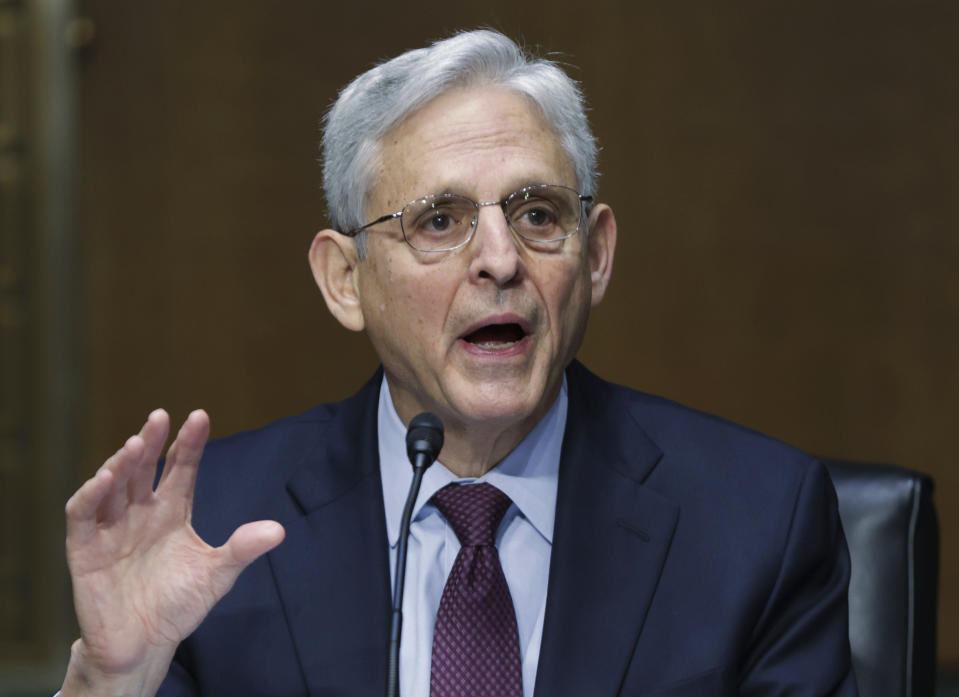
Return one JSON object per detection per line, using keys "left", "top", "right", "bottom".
{"left": 473, "top": 339, "right": 520, "bottom": 349}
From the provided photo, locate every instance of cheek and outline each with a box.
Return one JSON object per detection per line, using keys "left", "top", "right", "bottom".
{"left": 544, "top": 260, "right": 592, "bottom": 333}
{"left": 407, "top": 271, "right": 458, "bottom": 333}
{"left": 548, "top": 257, "right": 590, "bottom": 303}
{"left": 363, "top": 254, "right": 456, "bottom": 338}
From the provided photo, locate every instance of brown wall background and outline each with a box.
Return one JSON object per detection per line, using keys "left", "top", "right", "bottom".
{"left": 75, "top": 0, "right": 956, "bottom": 667}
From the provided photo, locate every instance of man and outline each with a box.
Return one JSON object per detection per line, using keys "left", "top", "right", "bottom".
{"left": 61, "top": 30, "right": 857, "bottom": 697}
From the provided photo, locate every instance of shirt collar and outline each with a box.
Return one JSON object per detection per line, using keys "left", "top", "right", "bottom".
{"left": 379, "top": 375, "right": 566, "bottom": 549}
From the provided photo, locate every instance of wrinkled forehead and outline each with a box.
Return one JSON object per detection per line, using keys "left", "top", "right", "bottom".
{"left": 368, "top": 86, "right": 576, "bottom": 208}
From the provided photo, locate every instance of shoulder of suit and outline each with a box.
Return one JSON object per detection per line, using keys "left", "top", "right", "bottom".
{"left": 570, "top": 360, "right": 818, "bottom": 482}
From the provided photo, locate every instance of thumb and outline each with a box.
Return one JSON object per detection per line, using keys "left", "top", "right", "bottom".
{"left": 210, "top": 521, "right": 285, "bottom": 593}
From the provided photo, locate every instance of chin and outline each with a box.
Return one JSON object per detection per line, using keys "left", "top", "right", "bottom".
{"left": 446, "top": 385, "right": 546, "bottom": 430}
{"left": 437, "top": 360, "right": 564, "bottom": 427}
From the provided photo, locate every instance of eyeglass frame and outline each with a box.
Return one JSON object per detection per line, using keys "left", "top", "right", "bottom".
{"left": 341, "top": 183, "right": 595, "bottom": 253}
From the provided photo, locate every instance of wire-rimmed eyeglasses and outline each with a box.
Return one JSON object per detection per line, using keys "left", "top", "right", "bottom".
{"left": 342, "top": 184, "right": 594, "bottom": 253}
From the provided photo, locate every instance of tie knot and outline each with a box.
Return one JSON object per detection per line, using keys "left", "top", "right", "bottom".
{"left": 431, "top": 482, "right": 512, "bottom": 548}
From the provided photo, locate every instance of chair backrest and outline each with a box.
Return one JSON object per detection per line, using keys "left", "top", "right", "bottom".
{"left": 824, "top": 460, "right": 939, "bottom": 697}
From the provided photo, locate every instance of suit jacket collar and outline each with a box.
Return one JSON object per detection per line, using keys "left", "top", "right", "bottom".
{"left": 269, "top": 369, "right": 393, "bottom": 697}
{"left": 534, "top": 361, "right": 679, "bottom": 697}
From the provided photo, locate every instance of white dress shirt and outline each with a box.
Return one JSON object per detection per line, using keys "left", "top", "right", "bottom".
{"left": 378, "top": 377, "right": 566, "bottom": 697}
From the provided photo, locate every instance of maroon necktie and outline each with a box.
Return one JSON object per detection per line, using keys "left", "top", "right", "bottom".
{"left": 430, "top": 482, "right": 524, "bottom": 697}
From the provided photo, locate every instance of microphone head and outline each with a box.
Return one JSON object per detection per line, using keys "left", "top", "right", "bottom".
{"left": 406, "top": 412, "right": 444, "bottom": 469}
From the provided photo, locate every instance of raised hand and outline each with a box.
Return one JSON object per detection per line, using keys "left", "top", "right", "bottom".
{"left": 60, "top": 409, "right": 285, "bottom": 697}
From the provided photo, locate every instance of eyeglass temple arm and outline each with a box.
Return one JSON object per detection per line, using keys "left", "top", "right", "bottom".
{"left": 343, "top": 211, "right": 402, "bottom": 238}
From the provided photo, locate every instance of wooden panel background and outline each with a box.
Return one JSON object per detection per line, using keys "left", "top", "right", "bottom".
{"left": 73, "top": 0, "right": 956, "bottom": 667}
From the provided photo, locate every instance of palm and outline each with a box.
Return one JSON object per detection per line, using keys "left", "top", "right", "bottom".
{"left": 64, "top": 410, "right": 284, "bottom": 681}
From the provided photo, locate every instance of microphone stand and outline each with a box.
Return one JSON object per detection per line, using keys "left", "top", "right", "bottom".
{"left": 387, "top": 413, "right": 443, "bottom": 697}
{"left": 386, "top": 453, "right": 429, "bottom": 697}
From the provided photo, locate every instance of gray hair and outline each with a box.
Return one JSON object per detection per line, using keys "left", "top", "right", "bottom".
{"left": 320, "top": 29, "right": 598, "bottom": 250}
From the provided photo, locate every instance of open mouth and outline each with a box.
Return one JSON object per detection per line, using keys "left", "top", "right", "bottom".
{"left": 462, "top": 323, "right": 527, "bottom": 349}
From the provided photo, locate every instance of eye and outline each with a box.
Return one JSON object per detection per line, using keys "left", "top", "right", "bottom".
{"left": 520, "top": 205, "right": 555, "bottom": 227}
{"left": 510, "top": 198, "right": 560, "bottom": 235}
{"left": 413, "top": 207, "right": 461, "bottom": 236}
{"left": 425, "top": 212, "right": 453, "bottom": 232}
{"left": 403, "top": 195, "right": 474, "bottom": 250}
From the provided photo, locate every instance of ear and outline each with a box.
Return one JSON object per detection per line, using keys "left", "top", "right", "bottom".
{"left": 585, "top": 204, "right": 617, "bottom": 307}
{"left": 308, "top": 229, "right": 366, "bottom": 332}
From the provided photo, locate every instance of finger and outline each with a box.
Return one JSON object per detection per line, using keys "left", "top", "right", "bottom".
{"left": 156, "top": 410, "right": 210, "bottom": 498}
{"left": 127, "top": 409, "right": 170, "bottom": 502}
{"left": 100, "top": 435, "right": 146, "bottom": 524}
{"left": 65, "top": 468, "right": 115, "bottom": 545}
{"left": 209, "top": 521, "right": 286, "bottom": 596}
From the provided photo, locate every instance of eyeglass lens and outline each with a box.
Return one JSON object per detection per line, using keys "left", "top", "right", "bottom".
{"left": 401, "top": 185, "right": 583, "bottom": 252}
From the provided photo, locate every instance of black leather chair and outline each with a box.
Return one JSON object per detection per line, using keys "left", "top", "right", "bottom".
{"left": 824, "top": 460, "right": 939, "bottom": 697}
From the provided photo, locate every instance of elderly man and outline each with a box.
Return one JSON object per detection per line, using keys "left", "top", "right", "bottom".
{"left": 61, "top": 30, "right": 857, "bottom": 697}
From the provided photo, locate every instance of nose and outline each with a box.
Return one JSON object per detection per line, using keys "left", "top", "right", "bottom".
{"left": 467, "top": 203, "right": 524, "bottom": 287}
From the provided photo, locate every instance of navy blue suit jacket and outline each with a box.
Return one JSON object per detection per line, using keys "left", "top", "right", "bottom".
{"left": 161, "top": 361, "right": 857, "bottom": 696}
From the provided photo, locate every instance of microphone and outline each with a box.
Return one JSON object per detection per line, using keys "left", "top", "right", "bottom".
{"left": 405, "top": 412, "right": 444, "bottom": 469}
{"left": 387, "top": 412, "right": 444, "bottom": 697}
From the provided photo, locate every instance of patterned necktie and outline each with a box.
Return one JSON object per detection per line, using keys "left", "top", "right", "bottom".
{"left": 430, "top": 482, "right": 524, "bottom": 697}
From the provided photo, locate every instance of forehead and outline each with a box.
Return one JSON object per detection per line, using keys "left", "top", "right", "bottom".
{"left": 372, "top": 86, "right": 576, "bottom": 207}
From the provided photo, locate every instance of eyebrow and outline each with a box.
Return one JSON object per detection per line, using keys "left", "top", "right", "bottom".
{"left": 410, "top": 178, "right": 567, "bottom": 199}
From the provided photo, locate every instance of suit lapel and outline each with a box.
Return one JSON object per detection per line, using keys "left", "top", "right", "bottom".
{"left": 268, "top": 374, "right": 392, "bottom": 697}
{"left": 534, "top": 363, "right": 680, "bottom": 697}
